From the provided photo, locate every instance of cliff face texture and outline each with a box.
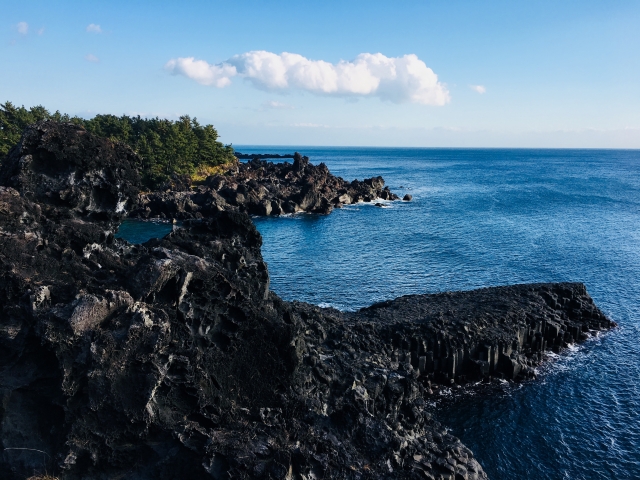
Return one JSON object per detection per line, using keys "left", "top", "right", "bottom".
{"left": 0, "top": 122, "right": 615, "bottom": 479}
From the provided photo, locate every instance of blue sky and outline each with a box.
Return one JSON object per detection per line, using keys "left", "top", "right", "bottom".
{"left": 2, "top": 0, "right": 640, "bottom": 147}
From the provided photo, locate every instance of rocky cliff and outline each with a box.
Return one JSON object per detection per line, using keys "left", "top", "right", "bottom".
{"left": 0, "top": 122, "right": 614, "bottom": 480}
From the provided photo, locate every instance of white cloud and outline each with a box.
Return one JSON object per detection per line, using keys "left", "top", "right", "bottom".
{"left": 164, "top": 57, "right": 237, "bottom": 88}
{"left": 17, "top": 22, "right": 28, "bottom": 35}
{"left": 37, "top": 27, "right": 45, "bottom": 35}
{"left": 470, "top": 84, "right": 486, "bottom": 94}
{"left": 292, "top": 123, "right": 330, "bottom": 128}
{"left": 165, "top": 51, "right": 450, "bottom": 106}
{"left": 86, "top": 24, "right": 102, "bottom": 34}
{"left": 263, "top": 100, "right": 294, "bottom": 110}
{"left": 85, "top": 54, "right": 99, "bottom": 63}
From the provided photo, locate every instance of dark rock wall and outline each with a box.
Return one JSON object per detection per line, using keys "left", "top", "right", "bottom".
{"left": 0, "top": 123, "right": 302, "bottom": 478}
{"left": 0, "top": 121, "right": 141, "bottom": 221}
{"left": 279, "top": 283, "right": 613, "bottom": 478}
{"left": 0, "top": 122, "right": 615, "bottom": 480}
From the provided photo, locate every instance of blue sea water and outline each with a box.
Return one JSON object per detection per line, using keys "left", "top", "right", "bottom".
{"left": 238, "top": 146, "right": 640, "bottom": 480}
{"left": 115, "top": 219, "right": 174, "bottom": 244}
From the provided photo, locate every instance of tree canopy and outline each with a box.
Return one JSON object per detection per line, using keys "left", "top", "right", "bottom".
{"left": 0, "top": 101, "right": 236, "bottom": 189}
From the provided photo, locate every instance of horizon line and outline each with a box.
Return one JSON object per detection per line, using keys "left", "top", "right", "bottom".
{"left": 232, "top": 145, "right": 640, "bottom": 151}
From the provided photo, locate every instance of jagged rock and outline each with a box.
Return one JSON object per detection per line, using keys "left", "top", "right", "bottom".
{"left": 0, "top": 123, "right": 298, "bottom": 479}
{"left": 0, "top": 122, "right": 615, "bottom": 479}
{"left": 133, "top": 152, "right": 400, "bottom": 219}
{"left": 403, "top": 194, "right": 413, "bottom": 201}
{"left": 0, "top": 121, "right": 141, "bottom": 221}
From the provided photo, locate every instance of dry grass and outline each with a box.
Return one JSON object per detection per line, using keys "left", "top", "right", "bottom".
{"left": 26, "top": 476, "right": 59, "bottom": 480}
{"left": 191, "top": 160, "right": 239, "bottom": 183}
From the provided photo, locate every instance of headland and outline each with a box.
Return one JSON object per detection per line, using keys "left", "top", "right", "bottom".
{"left": 0, "top": 121, "right": 614, "bottom": 479}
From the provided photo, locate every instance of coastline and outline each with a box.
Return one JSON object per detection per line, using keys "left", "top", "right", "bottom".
{"left": 0, "top": 122, "right": 616, "bottom": 479}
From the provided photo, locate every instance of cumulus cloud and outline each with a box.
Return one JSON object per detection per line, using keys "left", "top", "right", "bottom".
{"left": 164, "top": 57, "right": 236, "bottom": 88}
{"left": 86, "top": 24, "right": 102, "bottom": 33}
{"left": 85, "top": 54, "right": 99, "bottom": 63}
{"left": 165, "top": 51, "right": 450, "bottom": 106}
{"left": 17, "top": 22, "right": 28, "bottom": 35}
{"left": 470, "top": 85, "right": 486, "bottom": 94}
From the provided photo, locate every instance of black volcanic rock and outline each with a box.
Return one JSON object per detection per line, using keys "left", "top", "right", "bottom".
{"left": 0, "top": 123, "right": 300, "bottom": 479}
{"left": 0, "top": 123, "right": 615, "bottom": 479}
{"left": 0, "top": 121, "right": 141, "bottom": 222}
{"left": 134, "top": 152, "right": 399, "bottom": 219}
{"left": 347, "top": 283, "right": 613, "bottom": 383}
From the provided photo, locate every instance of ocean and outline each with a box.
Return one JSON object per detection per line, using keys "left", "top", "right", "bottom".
{"left": 238, "top": 146, "right": 640, "bottom": 480}
{"left": 116, "top": 147, "right": 639, "bottom": 479}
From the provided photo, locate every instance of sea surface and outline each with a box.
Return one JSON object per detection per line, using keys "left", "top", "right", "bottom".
{"left": 116, "top": 147, "right": 640, "bottom": 479}
{"left": 237, "top": 146, "right": 640, "bottom": 480}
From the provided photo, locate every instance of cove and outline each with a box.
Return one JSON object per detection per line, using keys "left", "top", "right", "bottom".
{"left": 115, "top": 218, "right": 174, "bottom": 244}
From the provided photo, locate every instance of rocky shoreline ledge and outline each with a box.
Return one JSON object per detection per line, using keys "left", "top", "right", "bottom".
{"left": 134, "top": 153, "right": 399, "bottom": 219}
{"left": 0, "top": 122, "right": 615, "bottom": 479}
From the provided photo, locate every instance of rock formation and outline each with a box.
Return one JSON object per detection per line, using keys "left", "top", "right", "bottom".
{"left": 0, "top": 122, "right": 615, "bottom": 479}
{"left": 134, "top": 153, "right": 399, "bottom": 219}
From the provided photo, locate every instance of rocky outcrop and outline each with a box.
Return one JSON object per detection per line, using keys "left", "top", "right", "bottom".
{"left": 0, "top": 121, "right": 140, "bottom": 221}
{"left": 347, "top": 283, "right": 613, "bottom": 384}
{"left": 0, "top": 122, "right": 615, "bottom": 479}
{"left": 134, "top": 153, "right": 399, "bottom": 219}
{"left": 0, "top": 122, "right": 300, "bottom": 479}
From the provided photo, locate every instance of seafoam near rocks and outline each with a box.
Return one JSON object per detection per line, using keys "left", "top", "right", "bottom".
{"left": 0, "top": 122, "right": 614, "bottom": 479}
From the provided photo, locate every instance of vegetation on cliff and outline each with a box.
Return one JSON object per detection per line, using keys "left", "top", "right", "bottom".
{"left": 0, "top": 101, "right": 235, "bottom": 189}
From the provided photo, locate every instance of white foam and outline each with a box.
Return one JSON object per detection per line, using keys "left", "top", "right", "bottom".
{"left": 318, "top": 302, "right": 339, "bottom": 309}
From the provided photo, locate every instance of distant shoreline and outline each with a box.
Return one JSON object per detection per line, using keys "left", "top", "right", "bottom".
{"left": 234, "top": 152, "right": 294, "bottom": 159}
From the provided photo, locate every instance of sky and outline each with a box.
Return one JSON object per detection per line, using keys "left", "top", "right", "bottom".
{"left": 2, "top": 0, "right": 640, "bottom": 148}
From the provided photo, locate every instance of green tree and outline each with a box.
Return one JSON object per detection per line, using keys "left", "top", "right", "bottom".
{"left": 1, "top": 101, "right": 236, "bottom": 189}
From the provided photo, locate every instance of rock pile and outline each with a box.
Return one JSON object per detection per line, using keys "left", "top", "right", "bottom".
{"left": 134, "top": 153, "right": 399, "bottom": 219}
{"left": 0, "top": 122, "right": 615, "bottom": 479}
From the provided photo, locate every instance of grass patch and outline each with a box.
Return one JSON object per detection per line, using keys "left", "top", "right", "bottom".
{"left": 191, "top": 159, "right": 239, "bottom": 183}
